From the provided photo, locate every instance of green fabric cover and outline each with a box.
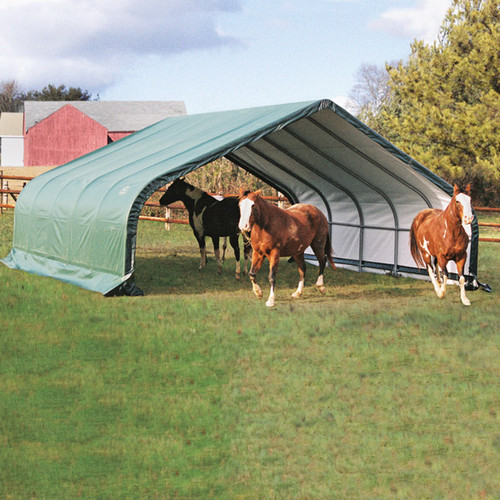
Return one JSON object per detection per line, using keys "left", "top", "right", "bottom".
{"left": 2, "top": 99, "right": 478, "bottom": 294}
{"left": 2, "top": 100, "right": 331, "bottom": 294}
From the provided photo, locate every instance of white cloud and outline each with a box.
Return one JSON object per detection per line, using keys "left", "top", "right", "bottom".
{"left": 0, "top": 0, "right": 242, "bottom": 92}
{"left": 370, "top": 0, "right": 452, "bottom": 43}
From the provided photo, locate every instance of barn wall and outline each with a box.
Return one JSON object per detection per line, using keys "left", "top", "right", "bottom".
{"left": 24, "top": 104, "right": 109, "bottom": 166}
{"left": 1, "top": 136, "right": 24, "bottom": 166}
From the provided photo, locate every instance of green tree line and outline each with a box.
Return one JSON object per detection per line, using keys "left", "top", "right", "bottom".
{"left": 352, "top": 0, "right": 499, "bottom": 206}
{"left": 0, "top": 81, "right": 95, "bottom": 112}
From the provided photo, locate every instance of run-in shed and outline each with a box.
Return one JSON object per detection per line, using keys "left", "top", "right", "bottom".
{"left": 2, "top": 100, "right": 480, "bottom": 295}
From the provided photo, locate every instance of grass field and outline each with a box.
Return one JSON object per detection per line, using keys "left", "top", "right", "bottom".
{"left": 1, "top": 211, "right": 499, "bottom": 499}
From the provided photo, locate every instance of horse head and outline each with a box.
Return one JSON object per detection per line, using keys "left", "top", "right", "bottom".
{"left": 453, "top": 184, "right": 474, "bottom": 225}
{"left": 159, "top": 177, "right": 189, "bottom": 206}
{"left": 238, "top": 189, "right": 262, "bottom": 233}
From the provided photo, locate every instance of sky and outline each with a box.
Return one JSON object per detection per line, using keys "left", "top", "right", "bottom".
{"left": 0, "top": 0, "right": 453, "bottom": 115}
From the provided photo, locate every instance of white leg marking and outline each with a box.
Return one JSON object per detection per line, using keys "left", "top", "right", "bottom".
{"left": 316, "top": 274, "right": 326, "bottom": 294}
{"left": 266, "top": 285, "right": 275, "bottom": 307}
{"left": 427, "top": 265, "right": 444, "bottom": 298}
{"left": 199, "top": 248, "right": 207, "bottom": 270}
{"left": 291, "top": 279, "right": 304, "bottom": 299}
{"left": 459, "top": 276, "right": 471, "bottom": 306}
{"left": 440, "top": 273, "right": 447, "bottom": 298}
{"left": 252, "top": 282, "right": 263, "bottom": 299}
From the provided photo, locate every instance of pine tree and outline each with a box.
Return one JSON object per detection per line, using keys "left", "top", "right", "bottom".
{"left": 372, "top": 0, "right": 499, "bottom": 205}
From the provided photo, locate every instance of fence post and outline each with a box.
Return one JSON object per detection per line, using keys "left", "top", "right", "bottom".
{"left": 277, "top": 191, "right": 285, "bottom": 209}
{"left": 165, "top": 207, "right": 171, "bottom": 230}
{"left": 1, "top": 172, "right": 7, "bottom": 215}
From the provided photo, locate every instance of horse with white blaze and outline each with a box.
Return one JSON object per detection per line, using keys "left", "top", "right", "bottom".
{"left": 238, "top": 189, "right": 335, "bottom": 307}
{"left": 410, "top": 184, "right": 474, "bottom": 306}
{"left": 160, "top": 178, "right": 252, "bottom": 279}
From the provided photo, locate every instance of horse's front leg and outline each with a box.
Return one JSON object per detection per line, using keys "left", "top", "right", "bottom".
{"left": 456, "top": 257, "right": 471, "bottom": 306}
{"left": 211, "top": 236, "right": 223, "bottom": 275}
{"left": 266, "top": 249, "right": 280, "bottom": 307}
{"left": 291, "top": 253, "right": 306, "bottom": 299}
{"left": 248, "top": 251, "right": 265, "bottom": 300}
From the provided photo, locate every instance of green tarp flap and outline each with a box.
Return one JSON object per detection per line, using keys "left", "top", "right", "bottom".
{"left": 2, "top": 100, "right": 331, "bottom": 294}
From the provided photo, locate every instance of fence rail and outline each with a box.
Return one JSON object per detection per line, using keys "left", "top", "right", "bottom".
{"left": 1, "top": 171, "right": 499, "bottom": 242}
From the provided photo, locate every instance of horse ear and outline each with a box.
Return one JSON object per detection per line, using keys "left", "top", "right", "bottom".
{"left": 453, "top": 184, "right": 460, "bottom": 196}
{"left": 254, "top": 189, "right": 262, "bottom": 196}
{"left": 465, "top": 183, "right": 471, "bottom": 195}
{"left": 239, "top": 188, "right": 246, "bottom": 198}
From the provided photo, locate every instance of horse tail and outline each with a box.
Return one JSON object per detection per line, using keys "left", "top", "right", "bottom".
{"left": 409, "top": 220, "right": 424, "bottom": 268}
{"left": 325, "top": 232, "right": 336, "bottom": 270}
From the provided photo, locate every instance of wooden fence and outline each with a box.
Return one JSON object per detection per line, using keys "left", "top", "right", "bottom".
{"left": 1, "top": 171, "right": 499, "bottom": 242}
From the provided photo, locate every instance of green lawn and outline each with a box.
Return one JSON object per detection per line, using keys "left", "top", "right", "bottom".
{"left": 1, "top": 212, "right": 499, "bottom": 499}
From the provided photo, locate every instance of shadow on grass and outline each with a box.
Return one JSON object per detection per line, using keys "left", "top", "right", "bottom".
{"left": 135, "top": 254, "right": 429, "bottom": 301}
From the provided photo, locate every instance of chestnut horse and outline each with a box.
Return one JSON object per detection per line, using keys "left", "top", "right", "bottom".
{"left": 160, "top": 178, "right": 251, "bottom": 279}
{"left": 410, "top": 184, "right": 474, "bottom": 306}
{"left": 238, "top": 190, "right": 335, "bottom": 307}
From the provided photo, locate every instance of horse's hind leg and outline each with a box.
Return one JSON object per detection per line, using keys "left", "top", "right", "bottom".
{"left": 198, "top": 236, "right": 207, "bottom": 271}
{"left": 426, "top": 263, "right": 444, "bottom": 298}
{"left": 291, "top": 253, "right": 306, "bottom": 299}
{"left": 456, "top": 257, "right": 471, "bottom": 306}
{"left": 211, "top": 236, "right": 223, "bottom": 274}
{"left": 311, "top": 240, "right": 327, "bottom": 294}
{"left": 437, "top": 256, "right": 449, "bottom": 298}
{"left": 229, "top": 233, "right": 241, "bottom": 279}
{"left": 243, "top": 238, "right": 252, "bottom": 275}
{"left": 222, "top": 237, "right": 227, "bottom": 263}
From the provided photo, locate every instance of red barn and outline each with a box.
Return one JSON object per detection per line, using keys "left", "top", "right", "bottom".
{"left": 23, "top": 100, "right": 186, "bottom": 166}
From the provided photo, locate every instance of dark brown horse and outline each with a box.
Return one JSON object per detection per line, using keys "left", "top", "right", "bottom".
{"left": 410, "top": 184, "right": 474, "bottom": 306}
{"left": 160, "top": 178, "right": 251, "bottom": 278}
{"left": 238, "top": 190, "right": 335, "bottom": 307}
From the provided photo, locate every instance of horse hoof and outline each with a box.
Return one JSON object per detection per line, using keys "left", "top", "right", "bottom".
{"left": 461, "top": 298, "right": 471, "bottom": 306}
{"left": 291, "top": 292, "right": 301, "bottom": 299}
{"left": 317, "top": 286, "right": 326, "bottom": 295}
{"left": 266, "top": 300, "right": 275, "bottom": 307}
{"left": 235, "top": 273, "right": 241, "bottom": 280}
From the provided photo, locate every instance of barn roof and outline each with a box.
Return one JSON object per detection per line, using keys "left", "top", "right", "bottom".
{"left": 24, "top": 100, "right": 187, "bottom": 133}
{"left": 2, "top": 99, "right": 479, "bottom": 295}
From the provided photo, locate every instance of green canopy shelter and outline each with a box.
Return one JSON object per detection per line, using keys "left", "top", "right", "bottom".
{"left": 2, "top": 100, "right": 480, "bottom": 295}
